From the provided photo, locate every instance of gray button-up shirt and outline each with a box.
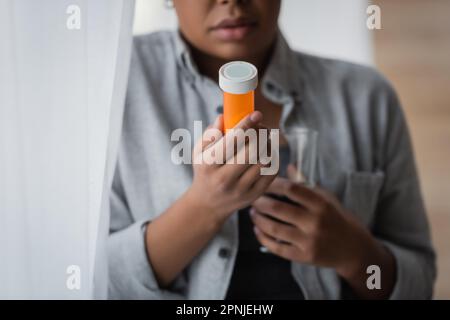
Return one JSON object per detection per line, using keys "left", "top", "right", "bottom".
{"left": 108, "top": 30, "right": 436, "bottom": 299}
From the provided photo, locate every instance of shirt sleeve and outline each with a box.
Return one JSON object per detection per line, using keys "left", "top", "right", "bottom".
{"left": 107, "top": 162, "right": 187, "bottom": 300}
{"left": 373, "top": 82, "right": 436, "bottom": 299}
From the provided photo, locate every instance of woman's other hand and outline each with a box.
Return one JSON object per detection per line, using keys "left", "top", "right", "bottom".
{"left": 250, "top": 164, "right": 396, "bottom": 299}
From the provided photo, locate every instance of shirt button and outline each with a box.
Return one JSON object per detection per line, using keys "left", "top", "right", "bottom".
{"left": 266, "top": 82, "right": 275, "bottom": 91}
{"left": 216, "top": 105, "right": 223, "bottom": 114}
{"left": 218, "top": 247, "right": 230, "bottom": 259}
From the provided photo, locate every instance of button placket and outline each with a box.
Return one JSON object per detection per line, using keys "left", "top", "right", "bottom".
{"left": 218, "top": 247, "right": 231, "bottom": 259}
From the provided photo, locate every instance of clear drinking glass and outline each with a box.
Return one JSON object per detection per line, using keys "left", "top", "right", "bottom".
{"left": 285, "top": 127, "right": 318, "bottom": 187}
{"left": 259, "top": 127, "right": 318, "bottom": 254}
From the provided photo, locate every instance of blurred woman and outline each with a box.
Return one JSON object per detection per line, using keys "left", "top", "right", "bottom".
{"left": 108, "top": 0, "right": 435, "bottom": 299}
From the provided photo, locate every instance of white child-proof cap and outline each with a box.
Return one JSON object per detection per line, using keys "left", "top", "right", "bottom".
{"left": 219, "top": 61, "right": 258, "bottom": 95}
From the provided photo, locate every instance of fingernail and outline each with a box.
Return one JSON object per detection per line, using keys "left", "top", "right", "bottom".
{"left": 250, "top": 111, "right": 262, "bottom": 123}
{"left": 249, "top": 208, "right": 255, "bottom": 216}
{"left": 253, "top": 226, "right": 259, "bottom": 234}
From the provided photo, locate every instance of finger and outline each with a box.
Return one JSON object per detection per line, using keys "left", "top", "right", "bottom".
{"left": 215, "top": 113, "right": 224, "bottom": 133}
{"left": 266, "top": 177, "right": 322, "bottom": 210}
{"left": 214, "top": 143, "right": 257, "bottom": 183}
{"left": 236, "top": 163, "right": 266, "bottom": 191}
{"left": 247, "top": 165, "right": 278, "bottom": 197}
{"left": 252, "top": 195, "right": 308, "bottom": 227}
{"left": 253, "top": 226, "right": 299, "bottom": 261}
{"left": 250, "top": 210, "right": 305, "bottom": 247}
{"left": 230, "top": 111, "right": 263, "bottom": 131}
{"left": 221, "top": 111, "right": 263, "bottom": 162}
{"left": 193, "top": 115, "right": 223, "bottom": 156}
{"left": 221, "top": 129, "right": 259, "bottom": 180}
{"left": 218, "top": 117, "right": 267, "bottom": 177}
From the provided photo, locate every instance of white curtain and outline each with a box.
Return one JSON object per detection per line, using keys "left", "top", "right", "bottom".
{"left": 0, "top": 0, "right": 135, "bottom": 299}
{"left": 133, "top": 0, "right": 372, "bottom": 65}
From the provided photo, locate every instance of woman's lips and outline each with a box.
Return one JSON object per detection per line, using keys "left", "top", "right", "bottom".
{"left": 210, "top": 18, "right": 257, "bottom": 41}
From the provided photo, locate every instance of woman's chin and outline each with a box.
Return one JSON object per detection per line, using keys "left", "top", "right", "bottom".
{"left": 209, "top": 43, "right": 265, "bottom": 62}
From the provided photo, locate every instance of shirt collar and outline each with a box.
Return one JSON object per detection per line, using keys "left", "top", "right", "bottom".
{"left": 173, "top": 30, "right": 199, "bottom": 83}
{"left": 260, "top": 31, "right": 304, "bottom": 103}
{"left": 173, "top": 29, "right": 304, "bottom": 102}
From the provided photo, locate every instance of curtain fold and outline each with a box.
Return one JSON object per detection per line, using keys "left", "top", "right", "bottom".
{"left": 0, "top": 0, "right": 135, "bottom": 299}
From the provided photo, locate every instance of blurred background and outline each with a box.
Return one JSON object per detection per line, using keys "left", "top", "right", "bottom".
{"left": 373, "top": 0, "right": 450, "bottom": 299}
{"left": 133, "top": 0, "right": 450, "bottom": 299}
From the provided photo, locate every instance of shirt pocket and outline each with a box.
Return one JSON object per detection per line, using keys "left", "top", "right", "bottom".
{"left": 342, "top": 170, "right": 385, "bottom": 227}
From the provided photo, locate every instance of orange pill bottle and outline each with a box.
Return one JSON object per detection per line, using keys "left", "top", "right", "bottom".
{"left": 219, "top": 61, "right": 258, "bottom": 131}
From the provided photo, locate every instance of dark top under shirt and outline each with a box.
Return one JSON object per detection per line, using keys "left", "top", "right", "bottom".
{"left": 225, "top": 146, "right": 305, "bottom": 300}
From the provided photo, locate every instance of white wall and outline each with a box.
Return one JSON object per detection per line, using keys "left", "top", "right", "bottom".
{"left": 133, "top": 0, "right": 373, "bottom": 65}
{"left": 0, "top": 0, "right": 135, "bottom": 299}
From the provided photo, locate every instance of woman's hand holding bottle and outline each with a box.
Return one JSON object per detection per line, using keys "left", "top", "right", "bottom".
{"left": 186, "top": 111, "right": 277, "bottom": 227}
